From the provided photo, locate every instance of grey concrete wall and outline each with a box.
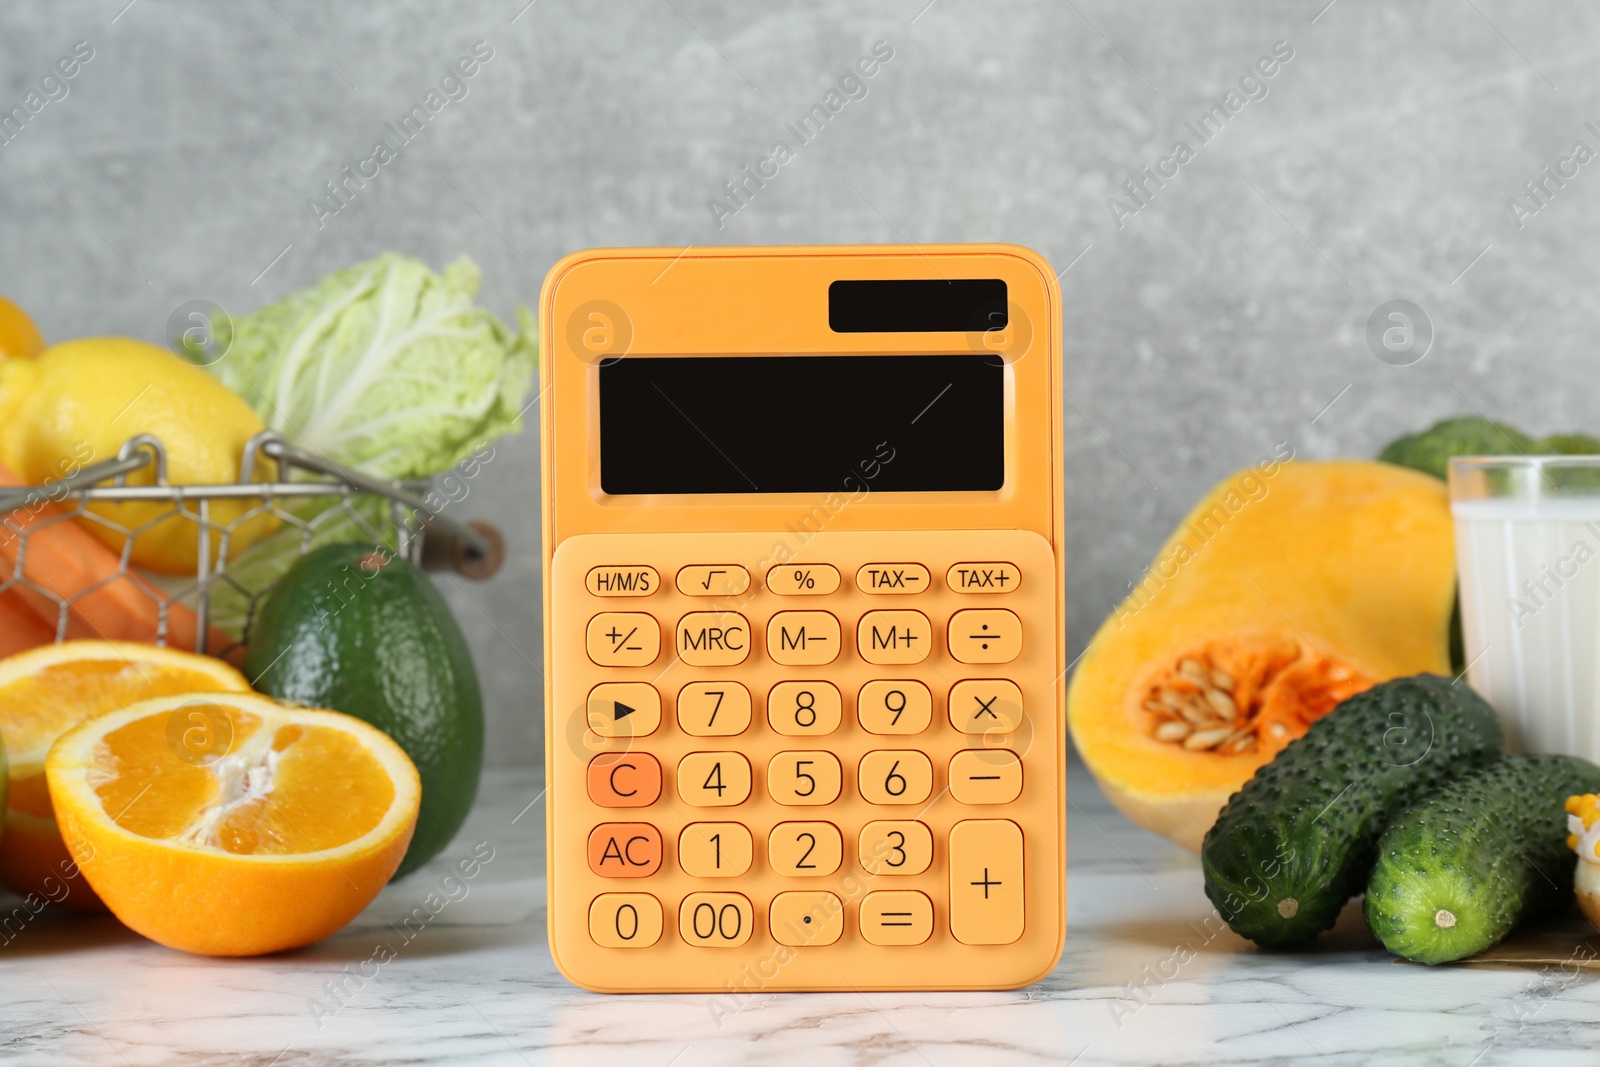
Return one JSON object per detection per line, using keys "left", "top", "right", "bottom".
{"left": 4, "top": 1, "right": 1598, "bottom": 765}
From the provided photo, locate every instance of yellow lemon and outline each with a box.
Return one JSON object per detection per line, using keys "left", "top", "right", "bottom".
{"left": 0, "top": 338, "right": 278, "bottom": 573}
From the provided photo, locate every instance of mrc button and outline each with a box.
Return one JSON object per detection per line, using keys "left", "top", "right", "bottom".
{"left": 677, "top": 611, "right": 751, "bottom": 666}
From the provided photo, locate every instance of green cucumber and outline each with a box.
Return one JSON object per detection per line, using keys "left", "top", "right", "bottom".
{"left": 1202, "top": 674, "right": 1501, "bottom": 947}
{"left": 1365, "top": 754, "right": 1600, "bottom": 964}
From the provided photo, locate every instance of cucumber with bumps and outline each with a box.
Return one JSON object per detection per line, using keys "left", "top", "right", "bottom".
{"left": 1365, "top": 754, "right": 1600, "bottom": 964}
{"left": 1202, "top": 675, "right": 1501, "bottom": 947}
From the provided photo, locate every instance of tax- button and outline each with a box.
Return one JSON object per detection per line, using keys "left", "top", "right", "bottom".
{"left": 677, "top": 565, "right": 750, "bottom": 597}
{"left": 770, "top": 891, "right": 845, "bottom": 947}
{"left": 947, "top": 562, "right": 1021, "bottom": 593}
{"left": 677, "top": 611, "right": 750, "bottom": 666}
{"left": 587, "top": 822, "right": 663, "bottom": 878}
{"left": 948, "top": 610, "right": 1021, "bottom": 664}
{"left": 860, "top": 891, "right": 933, "bottom": 946}
{"left": 949, "top": 819, "right": 1024, "bottom": 945}
{"left": 949, "top": 680, "right": 1025, "bottom": 734}
{"left": 949, "top": 749, "right": 1023, "bottom": 804}
{"left": 586, "top": 612, "right": 659, "bottom": 667}
{"left": 586, "top": 682, "right": 661, "bottom": 738}
{"left": 586, "top": 566, "right": 659, "bottom": 597}
{"left": 587, "top": 752, "right": 662, "bottom": 807}
{"left": 856, "top": 563, "right": 930, "bottom": 594}
{"left": 857, "top": 610, "right": 931, "bottom": 665}
{"left": 589, "top": 893, "right": 663, "bottom": 948}
{"left": 767, "top": 611, "right": 840, "bottom": 666}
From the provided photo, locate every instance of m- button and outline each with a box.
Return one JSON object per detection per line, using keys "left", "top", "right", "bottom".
{"left": 677, "top": 611, "right": 751, "bottom": 666}
{"left": 767, "top": 611, "right": 840, "bottom": 666}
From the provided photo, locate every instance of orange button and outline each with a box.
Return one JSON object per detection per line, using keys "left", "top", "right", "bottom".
{"left": 677, "top": 565, "right": 750, "bottom": 597}
{"left": 766, "top": 564, "right": 841, "bottom": 595}
{"left": 767, "top": 611, "right": 840, "bottom": 666}
{"left": 586, "top": 566, "right": 660, "bottom": 597}
{"left": 588, "top": 822, "right": 663, "bottom": 878}
{"left": 676, "top": 611, "right": 751, "bottom": 666}
{"left": 857, "top": 610, "right": 931, "bottom": 664}
{"left": 586, "top": 612, "right": 660, "bottom": 667}
{"left": 855, "top": 563, "right": 930, "bottom": 594}
{"left": 587, "top": 753, "right": 662, "bottom": 808}
{"left": 948, "top": 609, "right": 1021, "bottom": 664}
{"left": 946, "top": 562, "right": 1020, "bottom": 593}
{"left": 589, "top": 893, "right": 663, "bottom": 947}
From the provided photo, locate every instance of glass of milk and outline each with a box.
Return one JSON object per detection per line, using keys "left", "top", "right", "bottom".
{"left": 1451, "top": 456, "right": 1600, "bottom": 759}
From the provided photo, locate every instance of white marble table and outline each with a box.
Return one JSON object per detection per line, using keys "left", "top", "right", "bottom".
{"left": 6, "top": 760, "right": 1599, "bottom": 1066}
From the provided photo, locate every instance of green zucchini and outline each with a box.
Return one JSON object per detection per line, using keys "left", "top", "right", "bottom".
{"left": 1365, "top": 754, "right": 1600, "bottom": 964}
{"left": 1202, "top": 674, "right": 1501, "bottom": 947}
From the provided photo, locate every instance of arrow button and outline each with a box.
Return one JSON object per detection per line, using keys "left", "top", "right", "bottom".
{"left": 587, "top": 683, "right": 661, "bottom": 738}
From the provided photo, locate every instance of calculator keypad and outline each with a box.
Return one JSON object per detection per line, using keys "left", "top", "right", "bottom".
{"left": 552, "top": 529, "right": 1062, "bottom": 990}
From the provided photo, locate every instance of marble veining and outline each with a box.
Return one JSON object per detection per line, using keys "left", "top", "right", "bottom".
{"left": 5, "top": 764, "right": 1600, "bottom": 1066}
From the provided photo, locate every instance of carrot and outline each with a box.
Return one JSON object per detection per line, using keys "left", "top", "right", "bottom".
{"left": 0, "top": 589, "right": 54, "bottom": 658}
{"left": 0, "top": 462, "right": 233, "bottom": 654}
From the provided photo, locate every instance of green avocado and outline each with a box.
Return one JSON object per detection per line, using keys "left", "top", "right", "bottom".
{"left": 244, "top": 543, "right": 484, "bottom": 878}
{"left": 1201, "top": 675, "right": 1502, "bottom": 948}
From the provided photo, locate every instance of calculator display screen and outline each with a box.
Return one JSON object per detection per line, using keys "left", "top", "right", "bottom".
{"left": 599, "top": 355, "right": 1003, "bottom": 495}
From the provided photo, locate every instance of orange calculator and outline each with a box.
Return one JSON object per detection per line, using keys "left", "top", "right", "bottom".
{"left": 539, "top": 244, "right": 1064, "bottom": 992}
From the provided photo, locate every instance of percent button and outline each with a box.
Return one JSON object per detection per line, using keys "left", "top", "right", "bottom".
{"left": 766, "top": 564, "right": 840, "bottom": 596}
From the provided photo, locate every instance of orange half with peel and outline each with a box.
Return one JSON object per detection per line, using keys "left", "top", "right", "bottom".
{"left": 47, "top": 692, "right": 420, "bottom": 955}
{"left": 0, "top": 641, "right": 252, "bottom": 910}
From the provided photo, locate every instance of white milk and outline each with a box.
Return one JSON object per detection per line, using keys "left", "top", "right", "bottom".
{"left": 1454, "top": 497, "right": 1600, "bottom": 760}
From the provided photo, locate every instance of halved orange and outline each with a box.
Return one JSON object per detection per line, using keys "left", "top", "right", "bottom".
{"left": 47, "top": 692, "right": 420, "bottom": 955}
{"left": 0, "top": 641, "right": 252, "bottom": 910}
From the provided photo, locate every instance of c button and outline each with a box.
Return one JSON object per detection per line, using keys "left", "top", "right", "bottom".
{"left": 587, "top": 752, "right": 662, "bottom": 808}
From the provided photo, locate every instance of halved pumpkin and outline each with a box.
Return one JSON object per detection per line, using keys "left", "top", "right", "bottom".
{"left": 1068, "top": 459, "right": 1456, "bottom": 850}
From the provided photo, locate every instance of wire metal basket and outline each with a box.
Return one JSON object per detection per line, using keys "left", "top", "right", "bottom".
{"left": 0, "top": 430, "right": 504, "bottom": 658}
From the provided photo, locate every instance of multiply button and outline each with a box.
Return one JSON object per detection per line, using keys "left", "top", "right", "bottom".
{"left": 770, "top": 891, "right": 844, "bottom": 947}
{"left": 949, "top": 680, "right": 1025, "bottom": 734}
{"left": 767, "top": 564, "right": 840, "bottom": 595}
{"left": 587, "top": 823, "right": 662, "bottom": 878}
{"left": 857, "top": 610, "right": 931, "bottom": 665}
{"left": 949, "top": 819, "right": 1024, "bottom": 945}
{"left": 948, "top": 609, "right": 1021, "bottom": 664}
{"left": 860, "top": 891, "right": 933, "bottom": 946}
{"left": 587, "top": 753, "right": 662, "bottom": 808}
{"left": 856, "top": 563, "right": 930, "bottom": 594}
{"left": 586, "top": 612, "right": 659, "bottom": 667}
{"left": 947, "top": 562, "right": 1020, "bottom": 593}
{"left": 586, "top": 566, "right": 659, "bottom": 597}
{"left": 767, "top": 611, "right": 840, "bottom": 666}
{"left": 677, "top": 565, "right": 750, "bottom": 597}
{"left": 589, "top": 893, "right": 663, "bottom": 948}
{"left": 677, "top": 611, "right": 750, "bottom": 666}
{"left": 949, "top": 749, "right": 1023, "bottom": 804}
{"left": 586, "top": 682, "right": 661, "bottom": 738}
